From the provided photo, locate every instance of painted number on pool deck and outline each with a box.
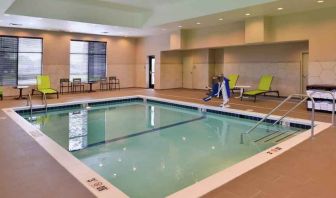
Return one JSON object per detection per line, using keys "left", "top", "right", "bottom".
{"left": 87, "top": 178, "right": 108, "bottom": 192}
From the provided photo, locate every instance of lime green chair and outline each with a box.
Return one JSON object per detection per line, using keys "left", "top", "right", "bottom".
{"left": 227, "top": 74, "right": 239, "bottom": 94}
{"left": 242, "top": 75, "right": 279, "bottom": 102}
{"left": 32, "top": 75, "right": 59, "bottom": 99}
{"left": 0, "top": 86, "right": 3, "bottom": 100}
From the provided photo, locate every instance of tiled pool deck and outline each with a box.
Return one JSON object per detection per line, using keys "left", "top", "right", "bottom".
{"left": 0, "top": 88, "right": 335, "bottom": 198}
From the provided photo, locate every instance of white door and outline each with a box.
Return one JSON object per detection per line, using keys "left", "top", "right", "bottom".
{"left": 182, "top": 53, "right": 193, "bottom": 89}
{"left": 192, "top": 64, "right": 209, "bottom": 89}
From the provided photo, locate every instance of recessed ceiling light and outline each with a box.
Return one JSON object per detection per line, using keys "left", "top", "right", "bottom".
{"left": 245, "top": 13, "right": 251, "bottom": 16}
{"left": 178, "top": 25, "right": 183, "bottom": 28}
{"left": 277, "top": 7, "right": 283, "bottom": 10}
{"left": 219, "top": 18, "right": 223, "bottom": 21}
{"left": 317, "top": 0, "right": 324, "bottom": 3}
{"left": 196, "top": 22, "right": 201, "bottom": 25}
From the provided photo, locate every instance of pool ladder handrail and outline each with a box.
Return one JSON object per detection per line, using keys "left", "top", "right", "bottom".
{"left": 43, "top": 93, "right": 48, "bottom": 113}
{"left": 308, "top": 90, "right": 335, "bottom": 127}
{"left": 241, "top": 94, "right": 316, "bottom": 144}
{"left": 27, "top": 93, "right": 33, "bottom": 118}
{"left": 26, "top": 93, "right": 48, "bottom": 118}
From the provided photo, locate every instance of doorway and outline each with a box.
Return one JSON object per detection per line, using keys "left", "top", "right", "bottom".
{"left": 148, "top": 56, "right": 155, "bottom": 89}
{"left": 300, "top": 52, "right": 309, "bottom": 94}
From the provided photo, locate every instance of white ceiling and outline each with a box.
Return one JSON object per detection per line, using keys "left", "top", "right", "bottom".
{"left": 0, "top": 0, "right": 335, "bottom": 37}
{"left": 97, "top": 0, "right": 184, "bottom": 9}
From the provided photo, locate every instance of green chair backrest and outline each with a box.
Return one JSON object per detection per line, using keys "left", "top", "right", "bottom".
{"left": 257, "top": 75, "right": 273, "bottom": 91}
{"left": 228, "top": 74, "right": 239, "bottom": 89}
{"left": 0, "top": 86, "right": 3, "bottom": 94}
{"left": 37, "top": 75, "right": 51, "bottom": 90}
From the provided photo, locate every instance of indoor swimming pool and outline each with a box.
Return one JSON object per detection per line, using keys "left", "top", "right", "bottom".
{"left": 16, "top": 97, "right": 310, "bottom": 198}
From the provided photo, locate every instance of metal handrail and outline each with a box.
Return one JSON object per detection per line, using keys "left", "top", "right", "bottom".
{"left": 241, "top": 94, "right": 316, "bottom": 143}
{"left": 309, "top": 90, "right": 335, "bottom": 127}
{"left": 26, "top": 93, "right": 33, "bottom": 118}
{"left": 43, "top": 93, "right": 48, "bottom": 113}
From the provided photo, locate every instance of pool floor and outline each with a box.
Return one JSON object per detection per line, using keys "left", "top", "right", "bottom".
{"left": 22, "top": 101, "right": 303, "bottom": 198}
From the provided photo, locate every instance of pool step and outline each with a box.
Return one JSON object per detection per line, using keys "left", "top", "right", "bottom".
{"left": 254, "top": 130, "right": 300, "bottom": 144}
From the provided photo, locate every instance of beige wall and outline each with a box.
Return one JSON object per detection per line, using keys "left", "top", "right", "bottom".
{"left": 182, "top": 21, "right": 245, "bottom": 49}
{"left": 2, "top": 6, "right": 336, "bottom": 95}
{"left": 160, "top": 50, "right": 183, "bottom": 89}
{"left": 135, "top": 6, "right": 336, "bottom": 93}
{"left": 0, "top": 27, "right": 137, "bottom": 97}
{"left": 135, "top": 33, "right": 170, "bottom": 88}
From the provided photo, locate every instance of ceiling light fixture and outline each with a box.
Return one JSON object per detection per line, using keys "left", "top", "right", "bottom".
{"left": 196, "top": 22, "right": 201, "bottom": 25}
{"left": 219, "top": 18, "right": 223, "bottom": 21}
{"left": 245, "top": 13, "right": 251, "bottom": 16}
{"left": 277, "top": 7, "right": 283, "bottom": 10}
{"left": 317, "top": 0, "right": 324, "bottom": 3}
{"left": 178, "top": 25, "right": 183, "bottom": 28}
{"left": 102, "top": 31, "right": 109, "bottom": 34}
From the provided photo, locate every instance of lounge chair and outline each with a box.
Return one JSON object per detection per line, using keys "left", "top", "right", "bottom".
{"left": 241, "top": 75, "right": 279, "bottom": 102}
{"left": 228, "top": 74, "right": 239, "bottom": 94}
{"left": 0, "top": 86, "right": 3, "bottom": 100}
{"left": 32, "top": 75, "right": 59, "bottom": 99}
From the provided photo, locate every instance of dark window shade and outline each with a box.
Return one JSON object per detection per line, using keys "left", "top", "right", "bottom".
{"left": 0, "top": 36, "right": 42, "bottom": 86}
{"left": 70, "top": 41, "right": 106, "bottom": 82}
{"left": 88, "top": 42, "right": 106, "bottom": 81}
{"left": 0, "top": 37, "right": 18, "bottom": 86}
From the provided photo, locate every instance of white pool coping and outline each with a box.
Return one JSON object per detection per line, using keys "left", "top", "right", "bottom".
{"left": 3, "top": 95, "right": 331, "bottom": 198}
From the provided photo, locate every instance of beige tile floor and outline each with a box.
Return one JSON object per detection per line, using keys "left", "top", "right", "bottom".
{"left": 0, "top": 88, "right": 335, "bottom": 198}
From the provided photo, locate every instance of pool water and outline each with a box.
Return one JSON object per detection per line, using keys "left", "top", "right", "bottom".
{"left": 21, "top": 101, "right": 304, "bottom": 198}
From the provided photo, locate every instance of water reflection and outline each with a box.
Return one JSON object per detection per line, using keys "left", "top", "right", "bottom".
{"left": 69, "top": 110, "right": 88, "bottom": 151}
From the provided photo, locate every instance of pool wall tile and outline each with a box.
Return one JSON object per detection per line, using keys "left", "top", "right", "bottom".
{"left": 15, "top": 96, "right": 311, "bottom": 130}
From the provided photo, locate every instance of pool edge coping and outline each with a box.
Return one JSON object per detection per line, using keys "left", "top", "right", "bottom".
{"left": 2, "top": 95, "right": 331, "bottom": 198}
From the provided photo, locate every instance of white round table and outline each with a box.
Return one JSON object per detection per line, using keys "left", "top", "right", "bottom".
{"left": 234, "top": 85, "right": 251, "bottom": 98}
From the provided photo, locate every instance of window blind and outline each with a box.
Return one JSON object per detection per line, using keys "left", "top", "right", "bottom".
{"left": 0, "top": 36, "right": 42, "bottom": 86}
{"left": 70, "top": 40, "right": 106, "bottom": 82}
{"left": 0, "top": 37, "right": 18, "bottom": 86}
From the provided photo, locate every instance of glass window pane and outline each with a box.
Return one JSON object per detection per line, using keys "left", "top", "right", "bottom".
{"left": 71, "top": 41, "right": 88, "bottom": 53}
{"left": 19, "top": 38, "right": 42, "bottom": 53}
{"left": 18, "top": 53, "right": 42, "bottom": 85}
{"left": 70, "top": 54, "right": 88, "bottom": 82}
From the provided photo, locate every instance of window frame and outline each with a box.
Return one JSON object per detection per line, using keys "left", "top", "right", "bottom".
{"left": 0, "top": 35, "right": 43, "bottom": 86}
{"left": 70, "top": 39, "right": 107, "bottom": 82}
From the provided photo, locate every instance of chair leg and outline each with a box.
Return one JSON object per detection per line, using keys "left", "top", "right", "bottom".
{"left": 57, "top": 92, "right": 59, "bottom": 99}
{"left": 0, "top": 95, "right": 3, "bottom": 100}
{"left": 254, "top": 96, "right": 257, "bottom": 103}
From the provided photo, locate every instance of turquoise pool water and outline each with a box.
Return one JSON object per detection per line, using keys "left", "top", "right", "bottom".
{"left": 20, "top": 101, "right": 304, "bottom": 198}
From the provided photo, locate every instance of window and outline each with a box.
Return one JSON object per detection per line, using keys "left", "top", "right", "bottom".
{"left": 0, "top": 36, "right": 42, "bottom": 86}
{"left": 70, "top": 40, "right": 106, "bottom": 82}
